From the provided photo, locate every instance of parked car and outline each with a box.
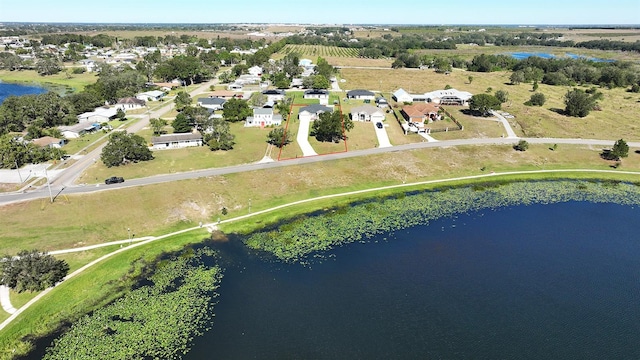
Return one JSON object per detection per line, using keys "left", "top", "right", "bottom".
{"left": 376, "top": 122, "right": 383, "bottom": 129}
{"left": 105, "top": 176, "right": 125, "bottom": 185}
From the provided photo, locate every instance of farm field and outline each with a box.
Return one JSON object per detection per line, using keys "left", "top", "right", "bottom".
{"left": 276, "top": 44, "right": 393, "bottom": 67}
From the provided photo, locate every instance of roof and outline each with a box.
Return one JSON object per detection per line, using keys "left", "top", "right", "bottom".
{"left": 253, "top": 108, "right": 273, "bottom": 115}
{"left": 32, "top": 136, "right": 64, "bottom": 147}
{"left": 117, "top": 97, "right": 145, "bottom": 105}
{"left": 424, "top": 89, "right": 473, "bottom": 101}
{"left": 299, "top": 104, "right": 333, "bottom": 114}
{"left": 393, "top": 88, "right": 412, "bottom": 100}
{"left": 198, "top": 97, "right": 226, "bottom": 105}
{"left": 304, "top": 89, "right": 329, "bottom": 96}
{"left": 347, "top": 89, "right": 375, "bottom": 97}
{"left": 402, "top": 103, "right": 439, "bottom": 118}
{"left": 262, "top": 89, "right": 286, "bottom": 95}
{"left": 138, "top": 90, "right": 165, "bottom": 98}
{"left": 376, "top": 97, "right": 388, "bottom": 103}
{"left": 209, "top": 90, "right": 236, "bottom": 97}
{"left": 59, "top": 122, "right": 100, "bottom": 133}
{"left": 151, "top": 133, "right": 203, "bottom": 144}
{"left": 153, "top": 82, "right": 180, "bottom": 88}
{"left": 351, "top": 104, "right": 384, "bottom": 115}
{"left": 78, "top": 106, "right": 117, "bottom": 119}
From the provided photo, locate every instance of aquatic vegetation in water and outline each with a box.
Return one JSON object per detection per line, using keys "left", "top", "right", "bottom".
{"left": 244, "top": 181, "right": 640, "bottom": 262}
{"left": 43, "top": 248, "right": 222, "bottom": 360}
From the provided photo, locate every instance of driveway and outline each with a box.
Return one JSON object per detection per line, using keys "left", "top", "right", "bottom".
{"left": 297, "top": 118, "right": 318, "bottom": 157}
{"left": 489, "top": 110, "right": 518, "bottom": 139}
{"left": 374, "top": 122, "right": 392, "bottom": 148}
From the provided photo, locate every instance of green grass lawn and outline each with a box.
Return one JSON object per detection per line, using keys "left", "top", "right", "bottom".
{"left": 0, "top": 70, "right": 98, "bottom": 93}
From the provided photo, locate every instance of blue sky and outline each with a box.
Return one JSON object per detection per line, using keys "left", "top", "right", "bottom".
{"left": 0, "top": 0, "right": 638, "bottom": 25}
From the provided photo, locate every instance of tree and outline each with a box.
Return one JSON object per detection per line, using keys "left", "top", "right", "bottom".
{"left": 495, "top": 90, "right": 509, "bottom": 104}
{"left": 222, "top": 98, "right": 252, "bottom": 122}
{"left": 267, "top": 127, "right": 292, "bottom": 148}
{"left": 149, "top": 118, "right": 168, "bottom": 135}
{"left": 251, "top": 93, "right": 267, "bottom": 107}
{"left": 116, "top": 108, "right": 126, "bottom": 121}
{"left": 314, "top": 57, "right": 335, "bottom": 79}
{"left": 513, "top": 140, "right": 529, "bottom": 151}
{"left": 603, "top": 139, "right": 629, "bottom": 160}
{"left": 510, "top": 70, "right": 525, "bottom": 85}
{"left": 564, "top": 88, "right": 597, "bottom": 117}
{"left": 275, "top": 97, "right": 292, "bottom": 122}
{"left": 528, "top": 93, "right": 546, "bottom": 106}
{"left": 310, "top": 111, "right": 353, "bottom": 143}
{"left": 532, "top": 80, "right": 539, "bottom": 92}
{"left": 36, "top": 56, "right": 62, "bottom": 76}
{"left": 312, "top": 75, "right": 330, "bottom": 89}
{"left": 203, "top": 118, "right": 235, "bottom": 151}
{"left": 101, "top": 132, "right": 153, "bottom": 167}
{"left": 469, "top": 94, "right": 501, "bottom": 116}
{"left": 1, "top": 250, "right": 69, "bottom": 293}
{"left": 171, "top": 113, "right": 193, "bottom": 133}
{"left": 468, "top": 75, "right": 474, "bottom": 84}
{"left": 174, "top": 91, "right": 192, "bottom": 111}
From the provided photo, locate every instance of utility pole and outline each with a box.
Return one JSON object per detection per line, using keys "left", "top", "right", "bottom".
{"left": 248, "top": 198, "right": 252, "bottom": 214}
{"left": 44, "top": 168, "right": 53, "bottom": 203}
{"left": 127, "top": 227, "right": 132, "bottom": 245}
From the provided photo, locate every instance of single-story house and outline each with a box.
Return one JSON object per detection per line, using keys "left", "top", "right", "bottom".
{"left": 245, "top": 108, "right": 283, "bottom": 127}
{"left": 304, "top": 89, "right": 329, "bottom": 104}
{"left": 248, "top": 65, "right": 263, "bottom": 76}
{"left": 262, "top": 89, "right": 286, "bottom": 103}
{"left": 151, "top": 133, "right": 203, "bottom": 150}
{"left": 32, "top": 136, "right": 66, "bottom": 148}
{"left": 136, "top": 90, "right": 165, "bottom": 102}
{"left": 350, "top": 104, "right": 385, "bottom": 122}
{"left": 401, "top": 103, "right": 440, "bottom": 126}
{"left": 77, "top": 106, "right": 118, "bottom": 123}
{"left": 347, "top": 89, "right": 375, "bottom": 100}
{"left": 422, "top": 89, "right": 473, "bottom": 105}
{"left": 298, "top": 104, "right": 333, "bottom": 122}
{"left": 291, "top": 78, "right": 304, "bottom": 88}
{"left": 299, "top": 58, "right": 313, "bottom": 67}
{"left": 392, "top": 88, "right": 413, "bottom": 103}
{"left": 116, "top": 97, "right": 146, "bottom": 110}
{"left": 376, "top": 97, "right": 389, "bottom": 108}
{"left": 59, "top": 123, "right": 101, "bottom": 139}
{"left": 197, "top": 97, "right": 226, "bottom": 111}
{"left": 209, "top": 90, "right": 236, "bottom": 99}
{"left": 227, "top": 83, "right": 243, "bottom": 91}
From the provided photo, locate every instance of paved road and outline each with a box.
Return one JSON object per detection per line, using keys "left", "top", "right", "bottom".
{"left": 1, "top": 136, "right": 636, "bottom": 206}
{"left": 0, "top": 285, "right": 16, "bottom": 314}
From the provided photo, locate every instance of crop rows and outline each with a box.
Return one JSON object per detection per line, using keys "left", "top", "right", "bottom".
{"left": 280, "top": 44, "right": 360, "bottom": 58}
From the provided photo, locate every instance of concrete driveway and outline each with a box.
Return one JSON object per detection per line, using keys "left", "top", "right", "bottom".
{"left": 374, "top": 122, "right": 392, "bottom": 148}
{"left": 297, "top": 117, "right": 318, "bottom": 157}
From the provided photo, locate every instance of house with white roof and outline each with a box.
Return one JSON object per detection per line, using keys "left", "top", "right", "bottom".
{"left": 136, "top": 90, "right": 165, "bottom": 102}
{"left": 248, "top": 66, "right": 263, "bottom": 76}
{"left": 392, "top": 88, "right": 414, "bottom": 103}
{"left": 77, "top": 106, "right": 118, "bottom": 123}
{"left": 245, "top": 108, "right": 283, "bottom": 127}
{"left": 393, "top": 88, "right": 472, "bottom": 105}
{"left": 116, "top": 97, "right": 146, "bottom": 111}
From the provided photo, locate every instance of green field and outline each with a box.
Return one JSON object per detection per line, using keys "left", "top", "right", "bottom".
{"left": 279, "top": 44, "right": 360, "bottom": 58}
{"left": 0, "top": 70, "right": 98, "bottom": 93}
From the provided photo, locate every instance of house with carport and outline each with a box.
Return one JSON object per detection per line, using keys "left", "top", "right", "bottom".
{"left": 77, "top": 106, "right": 118, "bottom": 123}
{"left": 136, "top": 90, "right": 165, "bottom": 102}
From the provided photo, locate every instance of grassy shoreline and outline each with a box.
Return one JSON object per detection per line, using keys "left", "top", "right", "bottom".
{"left": 1, "top": 170, "right": 639, "bottom": 358}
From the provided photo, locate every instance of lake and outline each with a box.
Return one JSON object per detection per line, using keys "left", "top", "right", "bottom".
{"left": 189, "top": 201, "right": 640, "bottom": 359}
{"left": 509, "top": 52, "right": 613, "bottom": 62}
{"left": 0, "top": 82, "right": 46, "bottom": 104}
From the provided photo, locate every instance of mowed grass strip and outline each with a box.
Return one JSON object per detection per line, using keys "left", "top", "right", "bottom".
{"left": 0, "top": 70, "right": 98, "bottom": 92}
{"left": 340, "top": 67, "right": 640, "bottom": 140}
{"left": 3, "top": 144, "right": 640, "bottom": 255}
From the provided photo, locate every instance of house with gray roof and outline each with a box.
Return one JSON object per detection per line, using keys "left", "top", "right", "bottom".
{"left": 346, "top": 89, "right": 375, "bottom": 100}
{"left": 197, "top": 97, "right": 226, "bottom": 111}
{"left": 350, "top": 104, "right": 385, "bottom": 122}
{"left": 298, "top": 104, "right": 333, "bottom": 122}
{"left": 151, "top": 133, "right": 203, "bottom": 150}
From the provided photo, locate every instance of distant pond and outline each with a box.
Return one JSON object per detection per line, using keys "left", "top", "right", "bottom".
{"left": 186, "top": 200, "right": 640, "bottom": 359}
{"left": 509, "top": 52, "right": 613, "bottom": 62}
{"left": 0, "top": 82, "right": 46, "bottom": 104}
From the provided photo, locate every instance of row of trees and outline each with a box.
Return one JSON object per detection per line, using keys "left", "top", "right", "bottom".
{"left": 0, "top": 250, "right": 69, "bottom": 293}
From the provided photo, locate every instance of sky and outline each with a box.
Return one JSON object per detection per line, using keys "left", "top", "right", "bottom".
{"left": 0, "top": 0, "right": 638, "bottom": 25}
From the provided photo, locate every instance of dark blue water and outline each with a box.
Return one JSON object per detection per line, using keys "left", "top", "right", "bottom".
{"left": 191, "top": 201, "right": 640, "bottom": 359}
{"left": 0, "top": 82, "right": 46, "bottom": 104}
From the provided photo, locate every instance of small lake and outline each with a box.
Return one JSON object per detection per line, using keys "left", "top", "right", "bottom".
{"left": 0, "top": 82, "right": 46, "bottom": 104}
{"left": 189, "top": 201, "right": 640, "bottom": 359}
{"left": 509, "top": 52, "right": 613, "bottom": 62}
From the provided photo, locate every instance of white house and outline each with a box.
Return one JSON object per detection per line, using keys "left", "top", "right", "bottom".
{"left": 376, "top": 97, "right": 389, "bottom": 108}
{"left": 59, "top": 123, "right": 101, "bottom": 139}
{"left": 422, "top": 89, "right": 473, "bottom": 105}
{"left": 116, "top": 97, "right": 146, "bottom": 111}
{"left": 350, "top": 104, "right": 385, "bottom": 122}
{"left": 227, "top": 83, "right": 243, "bottom": 91}
{"left": 392, "top": 88, "right": 413, "bottom": 103}
{"left": 303, "top": 89, "right": 329, "bottom": 105}
{"left": 299, "top": 58, "right": 313, "bottom": 67}
{"left": 32, "top": 136, "right": 66, "bottom": 149}
{"left": 262, "top": 89, "right": 286, "bottom": 103}
{"left": 298, "top": 104, "right": 333, "bottom": 122}
{"left": 197, "top": 97, "right": 226, "bottom": 111}
{"left": 136, "top": 90, "right": 165, "bottom": 102}
{"left": 248, "top": 65, "right": 263, "bottom": 76}
{"left": 245, "top": 108, "right": 283, "bottom": 127}
{"left": 77, "top": 106, "right": 118, "bottom": 123}
{"left": 151, "top": 133, "right": 203, "bottom": 150}
{"left": 346, "top": 89, "right": 375, "bottom": 100}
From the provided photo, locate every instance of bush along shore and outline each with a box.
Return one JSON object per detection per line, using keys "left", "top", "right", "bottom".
{"left": 244, "top": 180, "right": 640, "bottom": 262}
{"left": 42, "top": 248, "right": 222, "bottom": 360}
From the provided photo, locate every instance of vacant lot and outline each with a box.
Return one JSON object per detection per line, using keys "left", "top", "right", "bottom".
{"left": 340, "top": 67, "right": 640, "bottom": 140}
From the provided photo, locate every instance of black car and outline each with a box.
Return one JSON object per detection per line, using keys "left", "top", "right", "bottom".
{"left": 376, "top": 122, "right": 383, "bottom": 129}
{"left": 105, "top": 176, "right": 125, "bottom": 185}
